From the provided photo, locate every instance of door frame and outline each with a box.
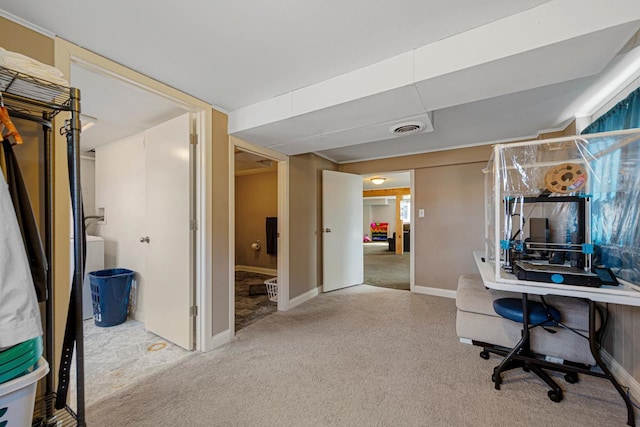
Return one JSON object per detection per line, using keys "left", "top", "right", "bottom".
{"left": 229, "top": 136, "right": 289, "bottom": 338}
{"left": 361, "top": 169, "right": 415, "bottom": 291}
{"left": 409, "top": 169, "right": 415, "bottom": 292}
{"left": 54, "top": 39, "right": 213, "bottom": 352}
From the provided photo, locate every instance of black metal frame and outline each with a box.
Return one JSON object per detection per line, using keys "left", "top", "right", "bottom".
{"left": 1, "top": 66, "right": 85, "bottom": 426}
{"left": 503, "top": 195, "right": 589, "bottom": 271}
{"left": 477, "top": 295, "right": 636, "bottom": 426}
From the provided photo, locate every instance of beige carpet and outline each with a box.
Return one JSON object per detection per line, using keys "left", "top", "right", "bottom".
{"left": 88, "top": 285, "right": 634, "bottom": 426}
{"left": 364, "top": 242, "right": 410, "bottom": 290}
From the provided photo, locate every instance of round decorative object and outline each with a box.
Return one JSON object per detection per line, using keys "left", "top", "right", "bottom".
{"left": 544, "top": 163, "right": 588, "bottom": 194}
{"left": 147, "top": 342, "right": 167, "bottom": 352}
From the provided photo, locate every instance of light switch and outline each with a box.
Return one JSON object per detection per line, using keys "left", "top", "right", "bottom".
{"left": 418, "top": 209, "right": 425, "bottom": 218}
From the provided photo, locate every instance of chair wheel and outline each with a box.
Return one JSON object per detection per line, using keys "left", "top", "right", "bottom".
{"left": 492, "top": 373, "right": 501, "bottom": 390}
{"left": 548, "top": 389, "right": 563, "bottom": 402}
{"left": 480, "top": 350, "right": 490, "bottom": 360}
{"left": 564, "top": 373, "right": 578, "bottom": 384}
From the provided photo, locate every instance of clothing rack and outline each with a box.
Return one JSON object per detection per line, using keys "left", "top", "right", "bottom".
{"left": 1, "top": 65, "right": 85, "bottom": 426}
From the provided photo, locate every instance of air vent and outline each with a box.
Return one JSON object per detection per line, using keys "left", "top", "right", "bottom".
{"left": 389, "top": 121, "right": 424, "bottom": 136}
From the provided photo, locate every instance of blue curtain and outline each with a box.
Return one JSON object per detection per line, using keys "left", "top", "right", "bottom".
{"left": 582, "top": 86, "right": 640, "bottom": 134}
{"left": 581, "top": 86, "right": 640, "bottom": 283}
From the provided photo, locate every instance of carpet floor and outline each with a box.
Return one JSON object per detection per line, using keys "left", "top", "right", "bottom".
{"left": 87, "top": 285, "right": 634, "bottom": 426}
{"left": 363, "top": 242, "right": 410, "bottom": 290}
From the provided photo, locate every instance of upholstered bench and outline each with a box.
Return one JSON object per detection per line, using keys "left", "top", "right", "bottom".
{"left": 456, "top": 274, "right": 599, "bottom": 366}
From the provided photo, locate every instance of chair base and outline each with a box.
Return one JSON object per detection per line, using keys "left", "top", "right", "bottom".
{"left": 491, "top": 354, "right": 564, "bottom": 402}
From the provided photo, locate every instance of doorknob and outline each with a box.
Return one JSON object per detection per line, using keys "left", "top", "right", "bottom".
{"left": 139, "top": 236, "right": 150, "bottom": 243}
{"left": 322, "top": 228, "right": 332, "bottom": 233}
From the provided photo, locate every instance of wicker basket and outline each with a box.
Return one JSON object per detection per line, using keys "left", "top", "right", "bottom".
{"left": 264, "top": 278, "right": 278, "bottom": 302}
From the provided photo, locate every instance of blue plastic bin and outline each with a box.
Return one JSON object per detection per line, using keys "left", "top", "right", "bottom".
{"left": 88, "top": 268, "right": 134, "bottom": 327}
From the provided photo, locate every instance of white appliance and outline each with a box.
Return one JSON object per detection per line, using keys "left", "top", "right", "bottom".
{"left": 70, "top": 235, "right": 105, "bottom": 320}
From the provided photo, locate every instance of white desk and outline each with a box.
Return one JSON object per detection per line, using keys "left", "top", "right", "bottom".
{"left": 473, "top": 250, "right": 638, "bottom": 426}
{"left": 473, "top": 251, "right": 640, "bottom": 306}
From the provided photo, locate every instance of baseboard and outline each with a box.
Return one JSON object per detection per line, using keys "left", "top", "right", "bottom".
{"left": 413, "top": 285, "right": 457, "bottom": 299}
{"left": 235, "top": 265, "right": 277, "bottom": 276}
{"left": 207, "top": 329, "right": 231, "bottom": 350}
{"left": 288, "top": 286, "right": 320, "bottom": 310}
{"left": 601, "top": 349, "right": 640, "bottom": 401}
{"left": 129, "top": 310, "right": 145, "bottom": 323}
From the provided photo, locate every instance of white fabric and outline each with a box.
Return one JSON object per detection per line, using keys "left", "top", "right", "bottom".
{"left": 0, "top": 46, "right": 68, "bottom": 86}
{"left": 0, "top": 171, "right": 42, "bottom": 349}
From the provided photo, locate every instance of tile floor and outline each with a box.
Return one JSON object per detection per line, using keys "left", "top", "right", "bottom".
{"left": 235, "top": 271, "right": 278, "bottom": 331}
{"left": 71, "top": 318, "right": 191, "bottom": 407}
{"left": 65, "top": 272, "right": 277, "bottom": 408}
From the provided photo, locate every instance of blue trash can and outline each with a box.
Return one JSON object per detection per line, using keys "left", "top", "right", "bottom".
{"left": 88, "top": 268, "right": 134, "bottom": 327}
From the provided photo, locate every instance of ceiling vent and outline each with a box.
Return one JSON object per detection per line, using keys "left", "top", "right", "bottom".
{"left": 389, "top": 121, "right": 424, "bottom": 136}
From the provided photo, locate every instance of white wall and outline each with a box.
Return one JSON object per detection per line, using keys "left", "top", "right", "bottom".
{"left": 94, "top": 132, "right": 146, "bottom": 320}
{"left": 362, "top": 204, "right": 371, "bottom": 238}
{"left": 370, "top": 202, "right": 396, "bottom": 236}
{"left": 363, "top": 197, "right": 397, "bottom": 238}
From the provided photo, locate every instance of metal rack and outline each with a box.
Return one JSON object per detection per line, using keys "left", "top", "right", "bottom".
{"left": 1, "top": 65, "right": 85, "bottom": 426}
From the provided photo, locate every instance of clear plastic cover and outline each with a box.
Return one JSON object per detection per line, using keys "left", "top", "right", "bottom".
{"left": 484, "top": 129, "right": 640, "bottom": 285}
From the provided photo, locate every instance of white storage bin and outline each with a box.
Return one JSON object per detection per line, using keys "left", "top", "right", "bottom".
{"left": 264, "top": 278, "right": 278, "bottom": 302}
{"left": 0, "top": 357, "right": 48, "bottom": 427}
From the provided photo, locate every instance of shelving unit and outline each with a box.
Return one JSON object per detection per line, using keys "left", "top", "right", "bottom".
{"left": 1, "top": 65, "right": 85, "bottom": 426}
{"left": 370, "top": 222, "right": 389, "bottom": 241}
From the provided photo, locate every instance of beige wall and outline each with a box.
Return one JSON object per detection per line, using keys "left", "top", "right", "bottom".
{"left": 211, "top": 110, "right": 230, "bottom": 335}
{"left": 341, "top": 145, "right": 492, "bottom": 175}
{"left": 235, "top": 171, "right": 278, "bottom": 270}
{"left": 288, "top": 153, "right": 338, "bottom": 298}
{"left": 413, "top": 162, "right": 486, "bottom": 290}
{"left": 0, "top": 17, "right": 54, "bottom": 235}
{"left": 0, "top": 17, "right": 53, "bottom": 65}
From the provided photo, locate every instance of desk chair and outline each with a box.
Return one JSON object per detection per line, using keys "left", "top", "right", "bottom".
{"left": 492, "top": 297, "right": 572, "bottom": 402}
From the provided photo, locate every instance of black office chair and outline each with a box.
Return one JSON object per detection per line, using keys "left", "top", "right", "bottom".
{"left": 491, "top": 297, "right": 567, "bottom": 402}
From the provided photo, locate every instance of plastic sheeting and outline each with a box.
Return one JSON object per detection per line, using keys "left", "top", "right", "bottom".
{"left": 484, "top": 129, "right": 640, "bottom": 285}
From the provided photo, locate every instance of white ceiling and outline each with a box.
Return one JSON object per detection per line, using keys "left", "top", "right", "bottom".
{"left": 2, "top": 1, "right": 640, "bottom": 163}
{"left": 71, "top": 63, "right": 187, "bottom": 151}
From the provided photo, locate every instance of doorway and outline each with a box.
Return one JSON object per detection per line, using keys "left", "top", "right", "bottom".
{"left": 233, "top": 148, "right": 278, "bottom": 331}
{"left": 362, "top": 171, "right": 412, "bottom": 291}
{"left": 229, "top": 137, "right": 288, "bottom": 337}
{"left": 64, "top": 53, "right": 207, "bottom": 405}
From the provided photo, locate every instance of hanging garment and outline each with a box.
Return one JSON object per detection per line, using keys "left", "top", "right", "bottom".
{"left": 266, "top": 217, "right": 277, "bottom": 255}
{"left": 0, "top": 169, "right": 42, "bottom": 349}
{"left": 2, "top": 139, "right": 48, "bottom": 302}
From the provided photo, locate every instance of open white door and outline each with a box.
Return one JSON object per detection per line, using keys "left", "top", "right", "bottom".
{"left": 322, "top": 170, "right": 363, "bottom": 292}
{"left": 143, "top": 113, "right": 194, "bottom": 350}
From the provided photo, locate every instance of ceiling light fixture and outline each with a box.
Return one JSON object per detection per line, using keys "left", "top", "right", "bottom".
{"left": 370, "top": 177, "right": 386, "bottom": 185}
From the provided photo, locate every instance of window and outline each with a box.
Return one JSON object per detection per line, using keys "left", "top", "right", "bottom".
{"left": 400, "top": 197, "right": 410, "bottom": 223}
